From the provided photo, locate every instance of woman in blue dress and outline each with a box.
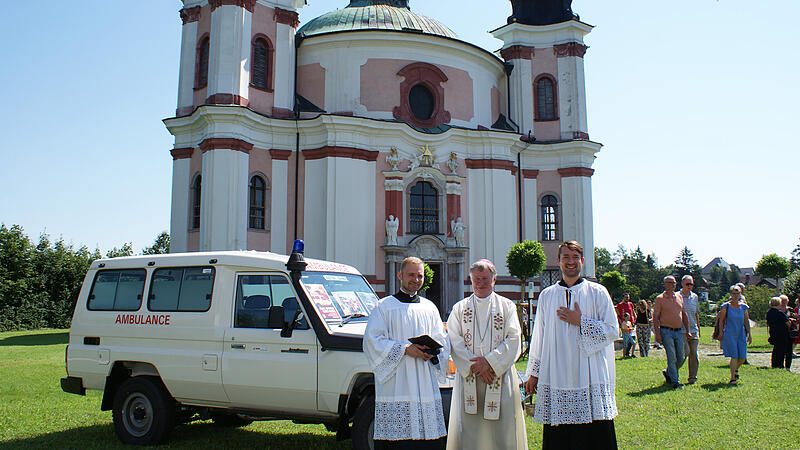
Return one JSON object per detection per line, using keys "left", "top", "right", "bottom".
{"left": 718, "top": 285, "right": 752, "bottom": 384}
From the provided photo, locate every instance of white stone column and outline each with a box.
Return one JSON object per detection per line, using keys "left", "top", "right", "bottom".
{"left": 556, "top": 43, "right": 589, "bottom": 140}
{"left": 208, "top": 4, "right": 253, "bottom": 104}
{"left": 499, "top": 46, "right": 535, "bottom": 134}
{"left": 177, "top": 7, "right": 200, "bottom": 115}
{"left": 169, "top": 148, "right": 193, "bottom": 253}
{"left": 273, "top": 9, "right": 299, "bottom": 114}
{"left": 270, "top": 151, "right": 290, "bottom": 254}
{"left": 199, "top": 139, "right": 252, "bottom": 251}
{"left": 559, "top": 169, "right": 595, "bottom": 277}
{"left": 467, "top": 164, "right": 518, "bottom": 276}
{"left": 523, "top": 173, "right": 538, "bottom": 242}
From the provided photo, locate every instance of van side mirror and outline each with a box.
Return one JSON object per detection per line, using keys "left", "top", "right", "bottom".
{"left": 280, "top": 309, "right": 303, "bottom": 338}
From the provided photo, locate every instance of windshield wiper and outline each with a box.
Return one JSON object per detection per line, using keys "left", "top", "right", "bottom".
{"left": 340, "top": 313, "right": 367, "bottom": 326}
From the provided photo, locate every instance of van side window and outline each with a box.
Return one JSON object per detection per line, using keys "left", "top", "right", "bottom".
{"left": 235, "top": 274, "right": 308, "bottom": 329}
{"left": 149, "top": 267, "right": 214, "bottom": 312}
{"left": 87, "top": 269, "right": 146, "bottom": 311}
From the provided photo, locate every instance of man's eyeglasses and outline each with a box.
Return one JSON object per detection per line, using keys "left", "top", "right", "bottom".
{"left": 685, "top": 283, "right": 694, "bottom": 286}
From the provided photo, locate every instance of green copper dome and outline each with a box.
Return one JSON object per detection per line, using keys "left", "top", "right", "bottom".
{"left": 298, "top": 2, "right": 458, "bottom": 40}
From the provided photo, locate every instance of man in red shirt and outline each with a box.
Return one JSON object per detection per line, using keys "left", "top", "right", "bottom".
{"left": 616, "top": 294, "right": 636, "bottom": 325}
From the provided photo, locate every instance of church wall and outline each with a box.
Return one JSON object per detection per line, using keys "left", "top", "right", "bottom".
{"left": 246, "top": 147, "right": 272, "bottom": 251}
{"left": 466, "top": 167, "right": 518, "bottom": 277}
{"left": 536, "top": 169, "right": 562, "bottom": 265}
{"left": 532, "top": 47, "right": 561, "bottom": 141}
{"left": 490, "top": 86, "right": 501, "bottom": 125}
{"left": 247, "top": 4, "right": 278, "bottom": 116}
{"left": 297, "top": 63, "right": 326, "bottom": 111}
{"left": 192, "top": 7, "right": 213, "bottom": 110}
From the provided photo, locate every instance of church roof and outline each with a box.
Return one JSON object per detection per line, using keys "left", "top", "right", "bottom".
{"left": 297, "top": 4, "right": 458, "bottom": 40}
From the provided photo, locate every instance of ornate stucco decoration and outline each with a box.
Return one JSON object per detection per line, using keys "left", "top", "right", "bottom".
{"left": 386, "top": 147, "right": 401, "bottom": 170}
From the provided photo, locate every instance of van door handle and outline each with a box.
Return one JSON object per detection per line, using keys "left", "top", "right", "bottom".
{"left": 230, "top": 344, "right": 246, "bottom": 349}
{"left": 281, "top": 348, "right": 309, "bottom": 354}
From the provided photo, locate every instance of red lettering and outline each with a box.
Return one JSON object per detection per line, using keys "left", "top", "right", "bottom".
{"left": 145, "top": 315, "right": 152, "bottom": 325}
{"left": 165, "top": 315, "right": 170, "bottom": 325}
{"left": 115, "top": 315, "right": 121, "bottom": 324}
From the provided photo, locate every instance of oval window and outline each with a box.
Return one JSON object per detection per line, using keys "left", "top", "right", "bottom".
{"left": 409, "top": 84, "right": 434, "bottom": 121}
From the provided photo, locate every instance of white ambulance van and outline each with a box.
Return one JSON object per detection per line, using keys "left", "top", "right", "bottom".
{"left": 61, "top": 241, "right": 453, "bottom": 447}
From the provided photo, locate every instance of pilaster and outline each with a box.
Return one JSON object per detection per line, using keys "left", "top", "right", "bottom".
{"left": 207, "top": 3, "right": 253, "bottom": 106}
{"left": 177, "top": 7, "right": 201, "bottom": 115}
{"left": 273, "top": 8, "right": 299, "bottom": 113}
{"left": 169, "top": 148, "right": 194, "bottom": 253}
{"left": 558, "top": 168, "right": 594, "bottom": 277}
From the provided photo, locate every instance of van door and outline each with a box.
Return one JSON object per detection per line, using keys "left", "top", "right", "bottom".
{"left": 221, "top": 273, "right": 318, "bottom": 412}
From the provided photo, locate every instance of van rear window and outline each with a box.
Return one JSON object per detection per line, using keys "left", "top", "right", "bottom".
{"left": 148, "top": 267, "right": 215, "bottom": 312}
{"left": 87, "top": 269, "right": 146, "bottom": 311}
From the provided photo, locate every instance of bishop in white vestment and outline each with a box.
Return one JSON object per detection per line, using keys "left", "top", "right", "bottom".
{"left": 446, "top": 259, "right": 527, "bottom": 450}
{"left": 364, "top": 257, "right": 450, "bottom": 448}
{"left": 525, "top": 241, "right": 619, "bottom": 449}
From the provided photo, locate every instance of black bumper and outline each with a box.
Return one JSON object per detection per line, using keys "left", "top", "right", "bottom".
{"left": 61, "top": 376, "right": 86, "bottom": 395}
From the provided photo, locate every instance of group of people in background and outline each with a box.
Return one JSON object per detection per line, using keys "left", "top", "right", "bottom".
{"left": 766, "top": 294, "right": 799, "bottom": 370}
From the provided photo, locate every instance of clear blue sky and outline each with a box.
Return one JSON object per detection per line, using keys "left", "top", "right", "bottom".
{"left": 1, "top": 0, "right": 797, "bottom": 269}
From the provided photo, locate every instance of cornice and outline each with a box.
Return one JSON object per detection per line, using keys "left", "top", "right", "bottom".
{"left": 269, "top": 149, "right": 293, "bottom": 160}
{"left": 180, "top": 6, "right": 201, "bottom": 25}
{"left": 465, "top": 158, "right": 517, "bottom": 174}
{"left": 170, "top": 147, "right": 194, "bottom": 160}
{"left": 302, "top": 146, "right": 379, "bottom": 162}
{"left": 557, "top": 167, "right": 595, "bottom": 178}
{"left": 500, "top": 45, "right": 535, "bottom": 61}
{"left": 209, "top": 0, "right": 257, "bottom": 12}
{"left": 199, "top": 138, "right": 254, "bottom": 154}
{"left": 554, "top": 42, "right": 588, "bottom": 58}
{"left": 274, "top": 7, "right": 300, "bottom": 27}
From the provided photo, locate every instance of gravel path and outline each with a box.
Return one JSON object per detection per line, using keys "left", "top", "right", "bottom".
{"left": 631, "top": 342, "right": 800, "bottom": 375}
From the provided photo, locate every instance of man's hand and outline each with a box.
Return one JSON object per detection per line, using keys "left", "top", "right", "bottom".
{"left": 557, "top": 302, "right": 582, "bottom": 325}
{"left": 747, "top": 333, "right": 752, "bottom": 345}
{"left": 405, "top": 344, "right": 432, "bottom": 361}
{"left": 469, "top": 356, "right": 495, "bottom": 384}
{"left": 525, "top": 376, "right": 538, "bottom": 395}
{"left": 655, "top": 333, "right": 662, "bottom": 344}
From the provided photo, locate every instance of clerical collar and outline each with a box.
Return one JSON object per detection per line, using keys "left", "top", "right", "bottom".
{"left": 558, "top": 278, "right": 585, "bottom": 288}
{"left": 395, "top": 290, "right": 420, "bottom": 303}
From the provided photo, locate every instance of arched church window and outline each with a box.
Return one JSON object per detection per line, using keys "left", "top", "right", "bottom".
{"left": 249, "top": 175, "right": 268, "bottom": 230}
{"left": 409, "top": 84, "right": 434, "bottom": 121}
{"left": 409, "top": 181, "right": 439, "bottom": 234}
{"left": 535, "top": 76, "right": 557, "bottom": 121}
{"left": 196, "top": 36, "right": 210, "bottom": 89}
{"left": 541, "top": 194, "right": 558, "bottom": 241}
{"left": 251, "top": 36, "right": 273, "bottom": 91}
{"left": 191, "top": 175, "right": 202, "bottom": 230}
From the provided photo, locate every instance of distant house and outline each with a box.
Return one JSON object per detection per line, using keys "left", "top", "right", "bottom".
{"left": 757, "top": 278, "right": 777, "bottom": 289}
{"left": 702, "top": 257, "right": 730, "bottom": 274}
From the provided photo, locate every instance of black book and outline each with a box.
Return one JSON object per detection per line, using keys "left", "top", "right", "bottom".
{"left": 408, "top": 335, "right": 443, "bottom": 365}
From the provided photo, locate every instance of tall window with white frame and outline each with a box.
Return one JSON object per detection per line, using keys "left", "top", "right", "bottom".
{"left": 409, "top": 181, "right": 439, "bottom": 234}
{"left": 191, "top": 175, "right": 202, "bottom": 230}
{"left": 541, "top": 194, "right": 558, "bottom": 241}
{"left": 249, "top": 175, "right": 267, "bottom": 230}
{"left": 251, "top": 37, "right": 271, "bottom": 91}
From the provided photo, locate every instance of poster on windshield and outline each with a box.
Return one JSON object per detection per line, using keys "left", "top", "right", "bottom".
{"left": 356, "top": 292, "right": 379, "bottom": 313}
{"left": 331, "top": 291, "right": 366, "bottom": 317}
{"left": 305, "top": 284, "right": 341, "bottom": 320}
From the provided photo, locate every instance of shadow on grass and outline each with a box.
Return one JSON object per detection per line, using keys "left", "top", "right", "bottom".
{"left": 626, "top": 384, "right": 674, "bottom": 397}
{"left": 700, "top": 382, "right": 737, "bottom": 392}
{"left": 0, "top": 332, "right": 68, "bottom": 347}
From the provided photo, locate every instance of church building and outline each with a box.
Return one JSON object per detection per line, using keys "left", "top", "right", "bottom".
{"left": 165, "top": 0, "right": 601, "bottom": 315}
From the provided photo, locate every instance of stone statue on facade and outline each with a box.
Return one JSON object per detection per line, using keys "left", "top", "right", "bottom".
{"left": 451, "top": 217, "right": 466, "bottom": 247}
{"left": 508, "top": 0, "right": 577, "bottom": 26}
{"left": 386, "top": 147, "right": 401, "bottom": 171}
{"left": 446, "top": 152, "right": 459, "bottom": 174}
{"left": 386, "top": 214, "right": 399, "bottom": 245}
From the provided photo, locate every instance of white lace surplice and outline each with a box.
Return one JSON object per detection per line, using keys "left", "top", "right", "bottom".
{"left": 363, "top": 296, "right": 450, "bottom": 441}
{"left": 525, "top": 280, "right": 619, "bottom": 425}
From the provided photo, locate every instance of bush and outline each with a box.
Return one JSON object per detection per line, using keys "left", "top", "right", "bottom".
{"left": 742, "top": 286, "right": 773, "bottom": 322}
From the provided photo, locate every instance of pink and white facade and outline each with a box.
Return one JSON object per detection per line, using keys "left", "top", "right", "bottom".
{"left": 165, "top": 0, "right": 602, "bottom": 316}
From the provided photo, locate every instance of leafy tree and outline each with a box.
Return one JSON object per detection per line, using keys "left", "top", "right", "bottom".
{"left": 142, "top": 231, "right": 170, "bottom": 255}
{"left": 594, "top": 247, "right": 613, "bottom": 277}
{"left": 106, "top": 243, "right": 134, "bottom": 259}
{"left": 790, "top": 238, "right": 800, "bottom": 272}
{"left": 756, "top": 253, "right": 791, "bottom": 292}
{"left": 422, "top": 263, "right": 434, "bottom": 292}
{"left": 782, "top": 269, "right": 800, "bottom": 303}
{"left": 506, "top": 240, "right": 547, "bottom": 286}
{"left": 598, "top": 271, "right": 626, "bottom": 300}
{"left": 741, "top": 286, "right": 773, "bottom": 322}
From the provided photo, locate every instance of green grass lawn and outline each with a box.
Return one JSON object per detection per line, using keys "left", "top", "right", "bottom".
{"left": 2, "top": 329, "right": 799, "bottom": 449}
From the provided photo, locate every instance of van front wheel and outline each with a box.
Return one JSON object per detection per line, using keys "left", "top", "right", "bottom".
{"left": 351, "top": 394, "right": 374, "bottom": 450}
{"left": 112, "top": 377, "right": 175, "bottom": 445}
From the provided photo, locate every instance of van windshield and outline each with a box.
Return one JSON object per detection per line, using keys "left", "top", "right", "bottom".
{"left": 299, "top": 272, "right": 378, "bottom": 323}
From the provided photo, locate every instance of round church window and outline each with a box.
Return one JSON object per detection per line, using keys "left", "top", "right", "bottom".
{"left": 409, "top": 84, "right": 435, "bottom": 121}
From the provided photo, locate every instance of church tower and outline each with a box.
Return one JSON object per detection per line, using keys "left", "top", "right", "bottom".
{"left": 169, "top": 0, "right": 304, "bottom": 253}
{"left": 493, "top": 1, "right": 599, "bottom": 277}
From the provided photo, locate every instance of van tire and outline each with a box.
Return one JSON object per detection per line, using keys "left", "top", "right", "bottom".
{"left": 351, "top": 394, "right": 374, "bottom": 450}
{"left": 210, "top": 412, "right": 253, "bottom": 427}
{"left": 112, "top": 376, "right": 175, "bottom": 445}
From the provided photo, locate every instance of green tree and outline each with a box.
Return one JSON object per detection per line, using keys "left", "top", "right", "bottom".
{"left": 106, "top": 243, "right": 134, "bottom": 259}
{"left": 756, "top": 253, "right": 791, "bottom": 293}
{"left": 422, "top": 263, "right": 434, "bottom": 292}
{"left": 741, "top": 286, "right": 773, "bottom": 322}
{"left": 598, "top": 271, "right": 626, "bottom": 300}
{"left": 594, "top": 247, "right": 613, "bottom": 277}
{"left": 506, "top": 240, "right": 547, "bottom": 287}
{"left": 673, "top": 246, "right": 698, "bottom": 282}
{"left": 790, "top": 238, "right": 800, "bottom": 271}
{"left": 782, "top": 269, "right": 800, "bottom": 303}
{"left": 142, "top": 231, "right": 170, "bottom": 255}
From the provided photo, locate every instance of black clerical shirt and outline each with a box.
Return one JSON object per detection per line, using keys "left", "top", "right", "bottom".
{"left": 394, "top": 290, "right": 420, "bottom": 303}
